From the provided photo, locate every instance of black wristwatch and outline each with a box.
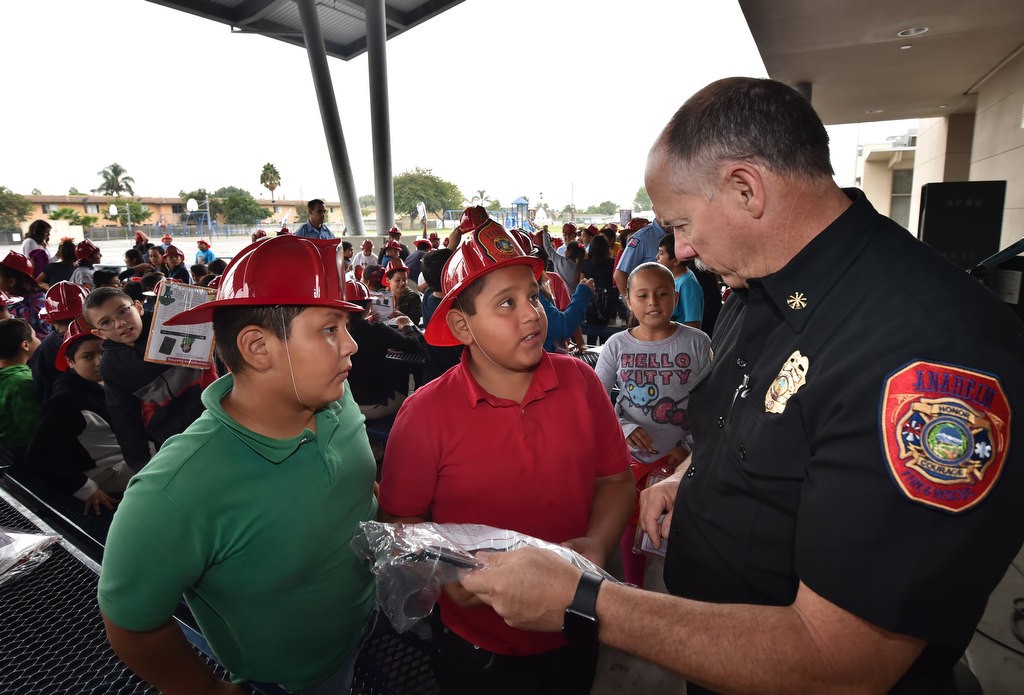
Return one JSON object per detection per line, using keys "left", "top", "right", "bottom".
{"left": 562, "top": 571, "right": 604, "bottom": 644}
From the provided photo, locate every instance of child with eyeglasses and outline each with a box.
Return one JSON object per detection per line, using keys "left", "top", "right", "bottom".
{"left": 82, "top": 287, "right": 216, "bottom": 471}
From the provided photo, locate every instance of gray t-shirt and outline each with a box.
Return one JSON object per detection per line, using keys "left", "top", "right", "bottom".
{"left": 594, "top": 324, "right": 713, "bottom": 463}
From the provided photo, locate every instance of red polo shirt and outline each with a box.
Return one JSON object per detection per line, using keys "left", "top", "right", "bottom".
{"left": 379, "top": 349, "right": 628, "bottom": 655}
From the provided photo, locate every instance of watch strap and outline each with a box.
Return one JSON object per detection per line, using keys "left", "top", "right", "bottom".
{"left": 569, "top": 570, "right": 604, "bottom": 619}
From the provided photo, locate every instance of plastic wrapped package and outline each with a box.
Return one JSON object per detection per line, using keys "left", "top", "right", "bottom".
{"left": 352, "top": 521, "right": 617, "bottom": 633}
{"left": 0, "top": 527, "right": 61, "bottom": 588}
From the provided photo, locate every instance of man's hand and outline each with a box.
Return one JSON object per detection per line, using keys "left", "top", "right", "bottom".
{"left": 441, "top": 580, "right": 484, "bottom": 608}
{"left": 394, "top": 316, "right": 413, "bottom": 329}
{"left": 664, "top": 445, "right": 689, "bottom": 469}
{"left": 639, "top": 477, "right": 679, "bottom": 549}
{"left": 461, "top": 548, "right": 581, "bottom": 631}
{"left": 560, "top": 536, "right": 606, "bottom": 567}
{"left": 579, "top": 277, "right": 596, "bottom": 292}
{"left": 626, "top": 426, "right": 656, "bottom": 454}
{"left": 84, "top": 489, "right": 117, "bottom": 516}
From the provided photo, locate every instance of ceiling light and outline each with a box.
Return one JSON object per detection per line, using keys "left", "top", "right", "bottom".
{"left": 897, "top": 27, "right": 929, "bottom": 38}
{"left": 900, "top": 44, "right": 913, "bottom": 50}
{"left": 866, "top": 108, "right": 885, "bottom": 114}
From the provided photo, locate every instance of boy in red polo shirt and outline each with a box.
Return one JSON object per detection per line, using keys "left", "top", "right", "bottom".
{"left": 378, "top": 208, "right": 634, "bottom": 695}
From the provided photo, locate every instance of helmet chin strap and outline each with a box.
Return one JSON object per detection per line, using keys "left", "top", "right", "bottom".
{"left": 279, "top": 306, "right": 309, "bottom": 410}
{"left": 456, "top": 298, "right": 501, "bottom": 370}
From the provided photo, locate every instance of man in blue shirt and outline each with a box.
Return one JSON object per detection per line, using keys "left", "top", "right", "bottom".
{"left": 613, "top": 219, "right": 665, "bottom": 294}
{"left": 294, "top": 199, "right": 334, "bottom": 239}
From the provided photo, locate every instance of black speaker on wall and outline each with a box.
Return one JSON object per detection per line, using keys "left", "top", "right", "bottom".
{"left": 918, "top": 180, "right": 1006, "bottom": 270}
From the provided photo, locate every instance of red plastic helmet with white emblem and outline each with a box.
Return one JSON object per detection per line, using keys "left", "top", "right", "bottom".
{"left": 344, "top": 280, "right": 370, "bottom": 302}
{"left": 423, "top": 217, "right": 543, "bottom": 347}
{"left": 39, "top": 281, "right": 89, "bottom": 323}
{"left": 383, "top": 239, "right": 403, "bottom": 251}
{"left": 75, "top": 239, "right": 100, "bottom": 262}
{"left": 561, "top": 222, "right": 577, "bottom": 236}
{"left": 164, "top": 235, "right": 362, "bottom": 326}
{"left": 1, "top": 251, "right": 35, "bottom": 280}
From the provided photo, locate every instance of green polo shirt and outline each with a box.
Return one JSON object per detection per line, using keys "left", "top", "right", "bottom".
{"left": 98, "top": 375, "right": 377, "bottom": 690}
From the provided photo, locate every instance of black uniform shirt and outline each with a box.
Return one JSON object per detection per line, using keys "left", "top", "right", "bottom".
{"left": 665, "top": 190, "right": 1024, "bottom": 693}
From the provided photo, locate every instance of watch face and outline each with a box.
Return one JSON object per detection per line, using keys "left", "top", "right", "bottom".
{"left": 563, "top": 607, "right": 599, "bottom": 644}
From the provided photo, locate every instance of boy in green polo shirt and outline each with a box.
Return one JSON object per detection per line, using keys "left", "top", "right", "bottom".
{"left": 98, "top": 235, "right": 377, "bottom": 694}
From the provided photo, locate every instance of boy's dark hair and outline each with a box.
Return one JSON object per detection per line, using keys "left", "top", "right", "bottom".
{"left": 122, "top": 280, "right": 144, "bottom": 303}
{"left": 307, "top": 199, "right": 324, "bottom": 213}
{"left": 213, "top": 305, "right": 306, "bottom": 373}
{"left": 456, "top": 264, "right": 540, "bottom": 318}
{"left": 191, "top": 263, "right": 208, "bottom": 278}
{"left": 0, "top": 266, "right": 43, "bottom": 296}
{"left": 658, "top": 233, "right": 677, "bottom": 260}
{"left": 564, "top": 241, "right": 585, "bottom": 263}
{"left": 600, "top": 228, "right": 616, "bottom": 247}
{"left": 341, "top": 240, "right": 352, "bottom": 252}
{"left": 197, "top": 274, "right": 216, "bottom": 287}
{"left": 83, "top": 287, "right": 134, "bottom": 324}
{"left": 93, "top": 269, "right": 119, "bottom": 287}
{"left": 0, "top": 319, "right": 34, "bottom": 359}
{"left": 57, "top": 240, "right": 76, "bottom": 264}
{"left": 124, "top": 248, "right": 143, "bottom": 265}
{"left": 140, "top": 273, "right": 163, "bottom": 293}
{"left": 421, "top": 249, "right": 453, "bottom": 292}
{"left": 208, "top": 259, "right": 227, "bottom": 275}
{"left": 65, "top": 334, "right": 101, "bottom": 362}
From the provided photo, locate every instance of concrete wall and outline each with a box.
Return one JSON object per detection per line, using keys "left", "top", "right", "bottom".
{"left": 911, "top": 115, "right": 975, "bottom": 235}
{"left": 970, "top": 48, "right": 1024, "bottom": 249}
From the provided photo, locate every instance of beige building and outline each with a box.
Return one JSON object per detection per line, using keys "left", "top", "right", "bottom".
{"left": 856, "top": 132, "right": 917, "bottom": 233}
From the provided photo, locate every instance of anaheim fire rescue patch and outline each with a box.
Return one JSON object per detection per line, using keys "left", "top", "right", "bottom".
{"left": 881, "top": 360, "right": 1011, "bottom": 513}
{"left": 476, "top": 222, "right": 517, "bottom": 263}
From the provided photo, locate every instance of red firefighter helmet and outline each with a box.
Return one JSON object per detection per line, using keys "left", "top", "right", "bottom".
{"left": 39, "top": 281, "right": 89, "bottom": 323}
{"left": 423, "top": 219, "right": 543, "bottom": 347}
{"left": 165, "top": 235, "right": 362, "bottom": 326}
{"left": 1, "top": 251, "right": 35, "bottom": 280}
{"left": 55, "top": 315, "right": 98, "bottom": 372}
{"left": 344, "top": 280, "right": 370, "bottom": 302}
{"left": 75, "top": 239, "right": 100, "bottom": 262}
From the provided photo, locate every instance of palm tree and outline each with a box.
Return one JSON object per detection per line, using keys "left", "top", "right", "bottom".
{"left": 261, "top": 163, "right": 281, "bottom": 201}
{"left": 93, "top": 163, "right": 135, "bottom": 197}
{"left": 471, "top": 189, "right": 490, "bottom": 207}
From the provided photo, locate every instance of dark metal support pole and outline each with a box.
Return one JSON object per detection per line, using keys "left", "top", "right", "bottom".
{"left": 366, "top": 0, "right": 395, "bottom": 234}
{"left": 296, "top": 0, "right": 365, "bottom": 235}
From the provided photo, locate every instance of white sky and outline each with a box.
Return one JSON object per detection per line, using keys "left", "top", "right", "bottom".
{"left": 1, "top": 0, "right": 917, "bottom": 211}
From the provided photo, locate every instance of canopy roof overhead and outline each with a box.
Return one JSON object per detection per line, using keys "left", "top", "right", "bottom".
{"left": 738, "top": 0, "right": 1024, "bottom": 125}
{"left": 146, "top": 0, "right": 464, "bottom": 60}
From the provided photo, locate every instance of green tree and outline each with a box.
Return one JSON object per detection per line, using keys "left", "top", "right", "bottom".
{"left": 49, "top": 207, "right": 98, "bottom": 227}
{"left": 359, "top": 194, "right": 376, "bottom": 208}
{"left": 260, "top": 163, "right": 281, "bottom": 201}
{"left": 69, "top": 186, "right": 84, "bottom": 196}
{"left": 93, "top": 163, "right": 136, "bottom": 196}
{"left": 31, "top": 188, "right": 41, "bottom": 195}
{"left": 103, "top": 198, "right": 152, "bottom": 226}
{"left": 486, "top": 198, "right": 502, "bottom": 212}
{"left": 221, "top": 189, "right": 268, "bottom": 224}
{"left": 392, "top": 168, "right": 463, "bottom": 221}
{"left": 584, "top": 200, "right": 618, "bottom": 215}
{"left": 633, "top": 186, "right": 652, "bottom": 211}
{"left": 0, "top": 186, "right": 33, "bottom": 231}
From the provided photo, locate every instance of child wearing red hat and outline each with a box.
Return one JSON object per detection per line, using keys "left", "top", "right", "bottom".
{"left": 161, "top": 245, "right": 191, "bottom": 283}
{"left": 195, "top": 238, "right": 216, "bottom": 265}
{"left": 379, "top": 208, "right": 634, "bottom": 695}
{"left": 31, "top": 281, "right": 89, "bottom": 402}
{"left": 0, "top": 251, "right": 50, "bottom": 340}
{"left": 25, "top": 316, "right": 133, "bottom": 516}
{"left": 70, "top": 239, "right": 102, "bottom": 290}
{"left": 384, "top": 258, "right": 421, "bottom": 325}
{"left": 98, "top": 235, "right": 377, "bottom": 694}
{"left": 352, "top": 238, "right": 377, "bottom": 276}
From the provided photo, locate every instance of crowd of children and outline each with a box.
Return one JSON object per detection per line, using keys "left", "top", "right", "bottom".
{"left": 0, "top": 207, "right": 721, "bottom": 694}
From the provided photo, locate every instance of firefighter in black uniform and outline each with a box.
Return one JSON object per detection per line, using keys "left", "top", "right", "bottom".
{"left": 458, "top": 77, "right": 1024, "bottom": 695}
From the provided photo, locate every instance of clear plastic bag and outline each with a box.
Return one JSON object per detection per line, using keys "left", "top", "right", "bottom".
{"left": 353, "top": 521, "right": 616, "bottom": 632}
{"left": 0, "top": 527, "right": 61, "bottom": 588}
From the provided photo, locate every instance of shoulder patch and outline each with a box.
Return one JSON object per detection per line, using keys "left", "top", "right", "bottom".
{"left": 880, "top": 360, "right": 1011, "bottom": 513}
{"left": 627, "top": 237, "right": 639, "bottom": 248}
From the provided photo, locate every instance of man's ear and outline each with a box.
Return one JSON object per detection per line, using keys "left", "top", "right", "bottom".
{"left": 236, "top": 325, "right": 272, "bottom": 371}
{"left": 722, "top": 163, "right": 765, "bottom": 219}
{"left": 445, "top": 309, "right": 474, "bottom": 347}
